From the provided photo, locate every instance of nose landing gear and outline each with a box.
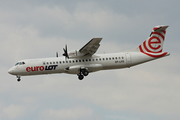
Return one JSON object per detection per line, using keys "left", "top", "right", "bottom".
{"left": 16, "top": 75, "right": 21, "bottom": 82}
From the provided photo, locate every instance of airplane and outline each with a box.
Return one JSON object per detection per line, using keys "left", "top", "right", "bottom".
{"left": 8, "top": 25, "right": 170, "bottom": 82}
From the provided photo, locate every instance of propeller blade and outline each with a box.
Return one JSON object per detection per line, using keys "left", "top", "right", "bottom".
{"left": 62, "top": 44, "right": 69, "bottom": 59}
{"left": 65, "top": 45, "right": 67, "bottom": 52}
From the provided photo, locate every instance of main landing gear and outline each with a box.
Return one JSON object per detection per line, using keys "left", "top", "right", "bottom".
{"left": 16, "top": 75, "right": 21, "bottom": 82}
{"left": 77, "top": 69, "right": 89, "bottom": 80}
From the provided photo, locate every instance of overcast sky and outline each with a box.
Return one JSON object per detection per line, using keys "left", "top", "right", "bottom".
{"left": 1, "top": 0, "right": 180, "bottom": 120}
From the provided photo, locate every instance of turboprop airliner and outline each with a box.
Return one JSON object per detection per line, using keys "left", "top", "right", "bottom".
{"left": 8, "top": 25, "right": 170, "bottom": 81}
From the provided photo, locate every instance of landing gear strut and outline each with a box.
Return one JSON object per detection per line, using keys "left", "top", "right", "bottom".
{"left": 16, "top": 75, "right": 21, "bottom": 82}
{"left": 77, "top": 69, "right": 89, "bottom": 80}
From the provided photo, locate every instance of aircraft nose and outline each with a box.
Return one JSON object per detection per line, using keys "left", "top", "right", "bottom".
{"left": 8, "top": 68, "right": 14, "bottom": 75}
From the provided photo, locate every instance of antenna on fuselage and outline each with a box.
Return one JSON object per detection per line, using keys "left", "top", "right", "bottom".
{"left": 56, "top": 52, "right": 58, "bottom": 57}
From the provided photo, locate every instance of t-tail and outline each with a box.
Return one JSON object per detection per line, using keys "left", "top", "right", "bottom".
{"left": 127, "top": 25, "right": 170, "bottom": 67}
{"left": 132, "top": 25, "right": 170, "bottom": 58}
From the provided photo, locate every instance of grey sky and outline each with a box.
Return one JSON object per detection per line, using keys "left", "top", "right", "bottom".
{"left": 1, "top": 0, "right": 180, "bottom": 120}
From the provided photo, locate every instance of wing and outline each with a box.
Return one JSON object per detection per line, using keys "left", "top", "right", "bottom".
{"left": 79, "top": 38, "right": 102, "bottom": 55}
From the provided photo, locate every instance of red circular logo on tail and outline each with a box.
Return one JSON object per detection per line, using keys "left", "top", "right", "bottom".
{"left": 139, "top": 31, "right": 167, "bottom": 57}
{"left": 140, "top": 32, "right": 165, "bottom": 53}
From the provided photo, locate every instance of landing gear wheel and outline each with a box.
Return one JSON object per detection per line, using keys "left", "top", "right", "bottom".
{"left": 17, "top": 78, "right": 21, "bottom": 82}
{"left": 78, "top": 68, "right": 89, "bottom": 80}
{"left": 78, "top": 74, "right": 84, "bottom": 80}
{"left": 82, "top": 70, "right": 89, "bottom": 76}
{"left": 81, "top": 69, "right": 89, "bottom": 76}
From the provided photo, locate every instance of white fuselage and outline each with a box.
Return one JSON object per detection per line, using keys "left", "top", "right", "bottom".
{"left": 8, "top": 52, "right": 163, "bottom": 76}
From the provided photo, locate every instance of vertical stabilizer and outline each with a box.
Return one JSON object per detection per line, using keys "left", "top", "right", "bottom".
{"left": 131, "top": 25, "right": 169, "bottom": 58}
{"left": 139, "top": 25, "right": 168, "bottom": 53}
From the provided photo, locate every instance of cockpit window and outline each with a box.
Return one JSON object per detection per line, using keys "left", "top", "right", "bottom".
{"left": 15, "top": 63, "right": 19, "bottom": 66}
{"left": 15, "top": 62, "right": 25, "bottom": 66}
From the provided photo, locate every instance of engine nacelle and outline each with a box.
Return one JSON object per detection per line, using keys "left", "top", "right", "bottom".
{"left": 65, "top": 66, "right": 81, "bottom": 74}
{"left": 68, "top": 50, "right": 86, "bottom": 58}
{"left": 64, "top": 64, "right": 103, "bottom": 74}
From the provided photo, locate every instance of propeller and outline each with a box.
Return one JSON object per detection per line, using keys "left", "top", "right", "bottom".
{"left": 62, "top": 45, "right": 69, "bottom": 59}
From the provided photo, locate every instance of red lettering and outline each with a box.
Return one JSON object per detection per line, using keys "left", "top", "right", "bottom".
{"left": 26, "top": 67, "right": 31, "bottom": 72}
{"left": 26, "top": 66, "right": 45, "bottom": 72}
{"left": 148, "top": 37, "right": 161, "bottom": 50}
{"left": 36, "top": 66, "right": 40, "bottom": 71}
{"left": 39, "top": 66, "right": 44, "bottom": 71}
{"left": 31, "top": 67, "right": 36, "bottom": 71}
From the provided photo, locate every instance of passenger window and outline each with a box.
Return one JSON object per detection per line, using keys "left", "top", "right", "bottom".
{"left": 86, "top": 59, "right": 88, "bottom": 62}
{"left": 63, "top": 61, "right": 65, "bottom": 63}
{"left": 122, "top": 57, "right": 124, "bottom": 59}
{"left": 89, "top": 59, "right": 91, "bottom": 61}
{"left": 115, "top": 57, "right": 117, "bottom": 59}
{"left": 69, "top": 61, "right": 71, "bottom": 63}
{"left": 82, "top": 59, "right": 85, "bottom": 62}
{"left": 56, "top": 61, "right": 58, "bottom": 64}
{"left": 103, "top": 58, "right": 105, "bottom": 60}
{"left": 76, "top": 60, "right": 78, "bottom": 62}
{"left": 53, "top": 62, "right": 55, "bottom": 64}
{"left": 119, "top": 57, "right": 121, "bottom": 59}
{"left": 50, "top": 62, "right": 52, "bottom": 64}
{"left": 59, "top": 61, "right": 61, "bottom": 64}
{"left": 47, "top": 62, "right": 49, "bottom": 64}
{"left": 109, "top": 58, "right": 111, "bottom": 60}
{"left": 96, "top": 59, "right": 98, "bottom": 61}
{"left": 79, "top": 60, "right": 81, "bottom": 62}
{"left": 43, "top": 62, "right": 45, "bottom": 65}
{"left": 66, "top": 61, "right": 68, "bottom": 63}
{"left": 92, "top": 59, "right": 94, "bottom": 61}
{"left": 73, "top": 61, "right": 75, "bottom": 63}
{"left": 99, "top": 58, "right": 101, "bottom": 61}
{"left": 106, "top": 58, "right": 108, "bottom": 60}
{"left": 112, "top": 57, "right": 114, "bottom": 60}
